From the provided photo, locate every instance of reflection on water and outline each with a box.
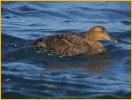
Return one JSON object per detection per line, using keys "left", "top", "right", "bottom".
{"left": 48, "top": 54, "right": 111, "bottom": 74}
{"left": 2, "top": 1, "right": 130, "bottom": 99}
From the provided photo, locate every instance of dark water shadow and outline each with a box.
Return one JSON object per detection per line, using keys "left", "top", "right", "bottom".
{"left": 47, "top": 53, "right": 111, "bottom": 75}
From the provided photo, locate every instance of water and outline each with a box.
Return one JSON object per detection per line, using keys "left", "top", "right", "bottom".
{"left": 2, "top": 2, "right": 131, "bottom": 98}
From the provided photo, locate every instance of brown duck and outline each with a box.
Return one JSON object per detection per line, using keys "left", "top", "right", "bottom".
{"left": 32, "top": 26, "right": 117, "bottom": 56}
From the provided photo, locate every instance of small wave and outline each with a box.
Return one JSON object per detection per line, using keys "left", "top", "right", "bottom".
{"left": 16, "top": 5, "right": 38, "bottom": 11}
{"left": 2, "top": 2, "right": 130, "bottom": 99}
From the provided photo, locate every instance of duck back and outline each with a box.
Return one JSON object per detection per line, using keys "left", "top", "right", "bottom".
{"left": 32, "top": 32, "right": 92, "bottom": 56}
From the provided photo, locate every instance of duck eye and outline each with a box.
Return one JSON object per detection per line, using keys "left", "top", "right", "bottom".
{"left": 98, "top": 30, "right": 102, "bottom": 32}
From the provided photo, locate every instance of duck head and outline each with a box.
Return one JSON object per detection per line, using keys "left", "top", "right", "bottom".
{"left": 86, "top": 26, "right": 118, "bottom": 43}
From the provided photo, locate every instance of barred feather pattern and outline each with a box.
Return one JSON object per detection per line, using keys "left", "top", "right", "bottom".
{"left": 32, "top": 32, "right": 93, "bottom": 56}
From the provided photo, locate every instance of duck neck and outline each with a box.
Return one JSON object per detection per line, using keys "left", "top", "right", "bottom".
{"left": 84, "top": 32, "right": 104, "bottom": 49}
{"left": 85, "top": 32, "right": 96, "bottom": 42}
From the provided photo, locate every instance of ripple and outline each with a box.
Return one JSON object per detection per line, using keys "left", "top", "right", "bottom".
{"left": 2, "top": 1, "right": 130, "bottom": 99}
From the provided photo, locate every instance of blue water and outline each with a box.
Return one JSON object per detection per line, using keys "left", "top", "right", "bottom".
{"left": 2, "top": 2, "right": 131, "bottom": 98}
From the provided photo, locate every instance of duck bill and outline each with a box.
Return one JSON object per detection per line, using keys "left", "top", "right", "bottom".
{"left": 105, "top": 35, "right": 118, "bottom": 44}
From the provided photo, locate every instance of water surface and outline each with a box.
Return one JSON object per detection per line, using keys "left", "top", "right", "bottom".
{"left": 2, "top": 2, "right": 131, "bottom": 98}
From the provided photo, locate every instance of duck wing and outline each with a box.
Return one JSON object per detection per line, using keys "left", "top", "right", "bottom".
{"left": 47, "top": 33, "right": 92, "bottom": 56}
{"left": 32, "top": 32, "right": 90, "bottom": 56}
{"left": 32, "top": 32, "right": 83, "bottom": 48}
{"left": 47, "top": 32, "right": 84, "bottom": 46}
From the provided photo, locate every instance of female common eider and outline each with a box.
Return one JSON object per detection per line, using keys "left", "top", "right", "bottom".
{"left": 32, "top": 26, "right": 117, "bottom": 56}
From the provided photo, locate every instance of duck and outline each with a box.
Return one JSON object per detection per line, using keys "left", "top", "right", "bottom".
{"left": 32, "top": 26, "right": 117, "bottom": 56}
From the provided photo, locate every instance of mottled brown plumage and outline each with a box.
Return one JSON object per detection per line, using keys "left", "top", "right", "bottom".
{"left": 32, "top": 26, "right": 117, "bottom": 56}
